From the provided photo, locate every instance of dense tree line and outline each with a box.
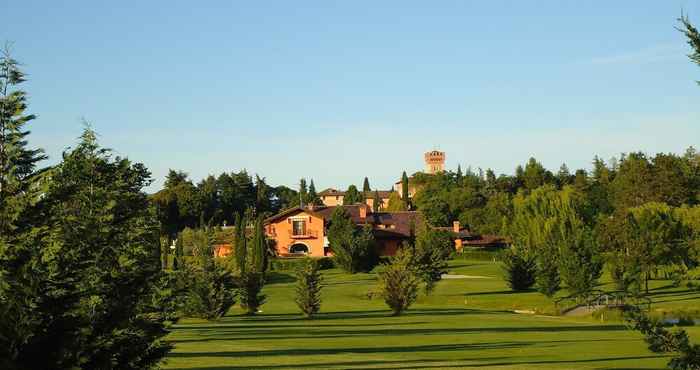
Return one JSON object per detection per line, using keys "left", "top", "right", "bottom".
{"left": 151, "top": 169, "right": 300, "bottom": 237}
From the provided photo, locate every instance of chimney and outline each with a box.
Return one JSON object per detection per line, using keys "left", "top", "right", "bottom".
{"left": 453, "top": 221, "right": 460, "bottom": 233}
{"left": 359, "top": 204, "right": 367, "bottom": 220}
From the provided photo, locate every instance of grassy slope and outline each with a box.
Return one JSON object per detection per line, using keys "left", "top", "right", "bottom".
{"left": 163, "top": 259, "right": 700, "bottom": 369}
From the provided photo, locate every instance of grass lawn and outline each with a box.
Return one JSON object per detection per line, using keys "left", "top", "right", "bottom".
{"left": 163, "top": 258, "right": 700, "bottom": 369}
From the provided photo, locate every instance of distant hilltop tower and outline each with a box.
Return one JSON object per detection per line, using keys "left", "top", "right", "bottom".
{"left": 424, "top": 150, "right": 445, "bottom": 174}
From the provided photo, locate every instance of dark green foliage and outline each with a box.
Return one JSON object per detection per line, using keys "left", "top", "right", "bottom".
{"left": 294, "top": 258, "right": 323, "bottom": 318}
{"left": 501, "top": 249, "right": 536, "bottom": 291}
{"left": 343, "top": 184, "right": 363, "bottom": 205}
{"left": 307, "top": 179, "right": 323, "bottom": 206}
{"left": 255, "top": 175, "right": 271, "bottom": 215}
{"left": 249, "top": 215, "right": 268, "bottom": 275}
{"left": 379, "top": 249, "right": 420, "bottom": 316}
{"left": 232, "top": 213, "right": 247, "bottom": 275}
{"left": 626, "top": 308, "right": 700, "bottom": 370}
{"left": 362, "top": 177, "right": 371, "bottom": 193}
{"left": 1, "top": 128, "right": 174, "bottom": 369}
{"left": 173, "top": 233, "right": 184, "bottom": 270}
{"left": 299, "top": 178, "right": 308, "bottom": 206}
{"left": 679, "top": 14, "right": 700, "bottom": 83}
{"left": 183, "top": 237, "right": 236, "bottom": 320}
{"left": 535, "top": 246, "right": 561, "bottom": 298}
{"left": 401, "top": 171, "right": 410, "bottom": 204}
{"left": 560, "top": 232, "right": 603, "bottom": 300}
{"left": 411, "top": 226, "right": 453, "bottom": 294}
{"left": 386, "top": 191, "right": 407, "bottom": 212}
{"left": 269, "top": 257, "right": 335, "bottom": 271}
{"left": 373, "top": 190, "right": 382, "bottom": 212}
{"left": 327, "top": 208, "right": 378, "bottom": 273}
{"left": 238, "top": 272, "right": 266, "bottom": 315}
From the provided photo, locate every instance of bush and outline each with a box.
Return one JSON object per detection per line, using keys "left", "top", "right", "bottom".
{"left": 501, "top": 249, "right": 536, "bottom": 291}
{"left": 269, "top": 257, "right": 334, "bottom": 271}
{"left": 379, "top": 249, "right": 420, "bottom": 316}
{"left": 294, "top": 259, "right": 324, "bottom": 318}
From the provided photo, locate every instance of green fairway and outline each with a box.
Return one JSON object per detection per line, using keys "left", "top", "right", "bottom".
{"left": 163, "top": 259, "right": 700, "bottom": 369}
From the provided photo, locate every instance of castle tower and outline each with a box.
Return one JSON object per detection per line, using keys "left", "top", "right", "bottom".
{"left": 424, "top": 150, "right": 445, "bottom": 174}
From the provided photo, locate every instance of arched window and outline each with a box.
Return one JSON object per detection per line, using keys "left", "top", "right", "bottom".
{"left": 289, "top": 243, "right": 309, "bottom": 254}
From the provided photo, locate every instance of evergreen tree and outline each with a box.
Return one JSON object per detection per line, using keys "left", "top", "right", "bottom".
{"left": 401, "top": 171, "right": 410, "bottom": 203}
{"left": 255, "top": 175, "right": 271, "bottom": 215}
{"left": 183, "top": 228, "right": 236, "bottom": 320}
{"left": 248, "top": 216, "right": 268, "bottom": 275}
{"left": 0, "top": 47, "right": 46, "bottom": 233}
{"left": 343, "top": 184, "right": 363, "bottom": 205}
{"left": 362, "top": 177, "right": 371, "bottom": 193}
{"left": 560, "top": 231, "right": 603, "bottom": 301}
{"left": 299, "top": 178, "right": 308, "bottom": 206}
{"left": 557, "top": 163, "right": 572, "bottom": 187}
{"left": 239, "top": 271, "right": 266, "bottom": 315}
{"left": 410, "top": 226, "right": 453, "bottom": 294}
{"left": 501, "top": 249, "right": 537, "bottom": 291}
{"left": 238, "top": 215, "right": 267, "bottom": 315}
{"left": 307, "top": 179, "right": 322, "bottom": 206}
{"left": 327, "top": 207, "right": 377, "bottom": 273}
{"left": 372, "top": 190, "right": 382, "bottom": 212}
{"left": 379, "top": 249, "right": 419, "bottom": 316}
{"left": 679, "top": 14, "right": 700, "bottom": 83}
{"left": 456, "top": 164, "right": 463, "bottom": 179}
{"left": 294, "top": 258, "right": 323, "bottom": 318}
{"left": 386, "top": 191, "right": 407, "bottom": 212}
{"left": 231, "top": 213, "right": 247, "bottom": 275}
{"left": 2, "top": 128, "right": 175, "bottom": 369}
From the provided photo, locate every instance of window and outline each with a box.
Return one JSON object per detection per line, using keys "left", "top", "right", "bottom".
{"left": 292, "top": 220, "right": 306, "bottom": 236}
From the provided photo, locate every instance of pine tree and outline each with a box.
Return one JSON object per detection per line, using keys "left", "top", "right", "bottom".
{"left": 0, "top": 48, "right": 46, "bottom": 234}
{"left": 255, "top": 175, "right": 270, "bottom": 215}
{"left": 456, "top": 164, "right": 463, "bottom": 179}
{"left": 1, "top": 128, "right": 175, "bottom": 369}
{"left": 501, "top": 249, "right": 537, "bottom": 291}
{"left": 184, "top": 228, "right": 236, "bottom": 320}
{"left": 294, "top": 258, "right": 323, "bottom": 318}
{"left": 379, "top": 249, "right": 419, "bottom": 316}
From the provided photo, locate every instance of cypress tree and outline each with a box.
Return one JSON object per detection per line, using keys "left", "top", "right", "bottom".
{"left": 299, "top": 178, "right": 308, "bottom": 206}
{"left": 308, "top": 179, "right": 322, "bottom": 206}
{"left": 362, "top": 177, "right": 371, "bottom": 193}
{"left": 294, "top": 258, "right": 323, "bottom": 318}
{"left": 373, "top": 190, "right": 382, "bottom": 212}
{"left": 401, "top": 171, "right": 410, "bottom": 206}
{"left": 232, "top": 213, "right": 247, "bottom": 275}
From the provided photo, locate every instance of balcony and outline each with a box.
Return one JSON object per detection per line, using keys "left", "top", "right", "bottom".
{"left": 288, "top": 229, "right": 318, "bottom": 239}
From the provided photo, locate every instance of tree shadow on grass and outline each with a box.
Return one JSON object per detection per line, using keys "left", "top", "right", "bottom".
{"left": 230, "top": 308, "right": 512, "bottom": 323}
{"left": 169, "top": 341, "right": 531, "bottom": 359}
{"left": 265, "top": 272, "right": 296, "bottom": 285}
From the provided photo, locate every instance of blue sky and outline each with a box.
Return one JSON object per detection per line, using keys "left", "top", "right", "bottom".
{"left": 4, "top": 1, "right": 700, "bottom": 191}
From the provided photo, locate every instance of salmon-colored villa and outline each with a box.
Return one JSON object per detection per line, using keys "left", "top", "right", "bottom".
{"left": 216, "top": 150, "right": 507, "bottom": 258}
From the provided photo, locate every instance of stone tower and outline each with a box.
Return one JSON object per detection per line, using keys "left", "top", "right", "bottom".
{"left": 424, "top": 150, "right": 445, "bottom": 174}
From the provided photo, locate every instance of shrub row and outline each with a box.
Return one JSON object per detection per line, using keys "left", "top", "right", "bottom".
{"left": 269, "top": 257, "right": 335, "bottom": 271}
